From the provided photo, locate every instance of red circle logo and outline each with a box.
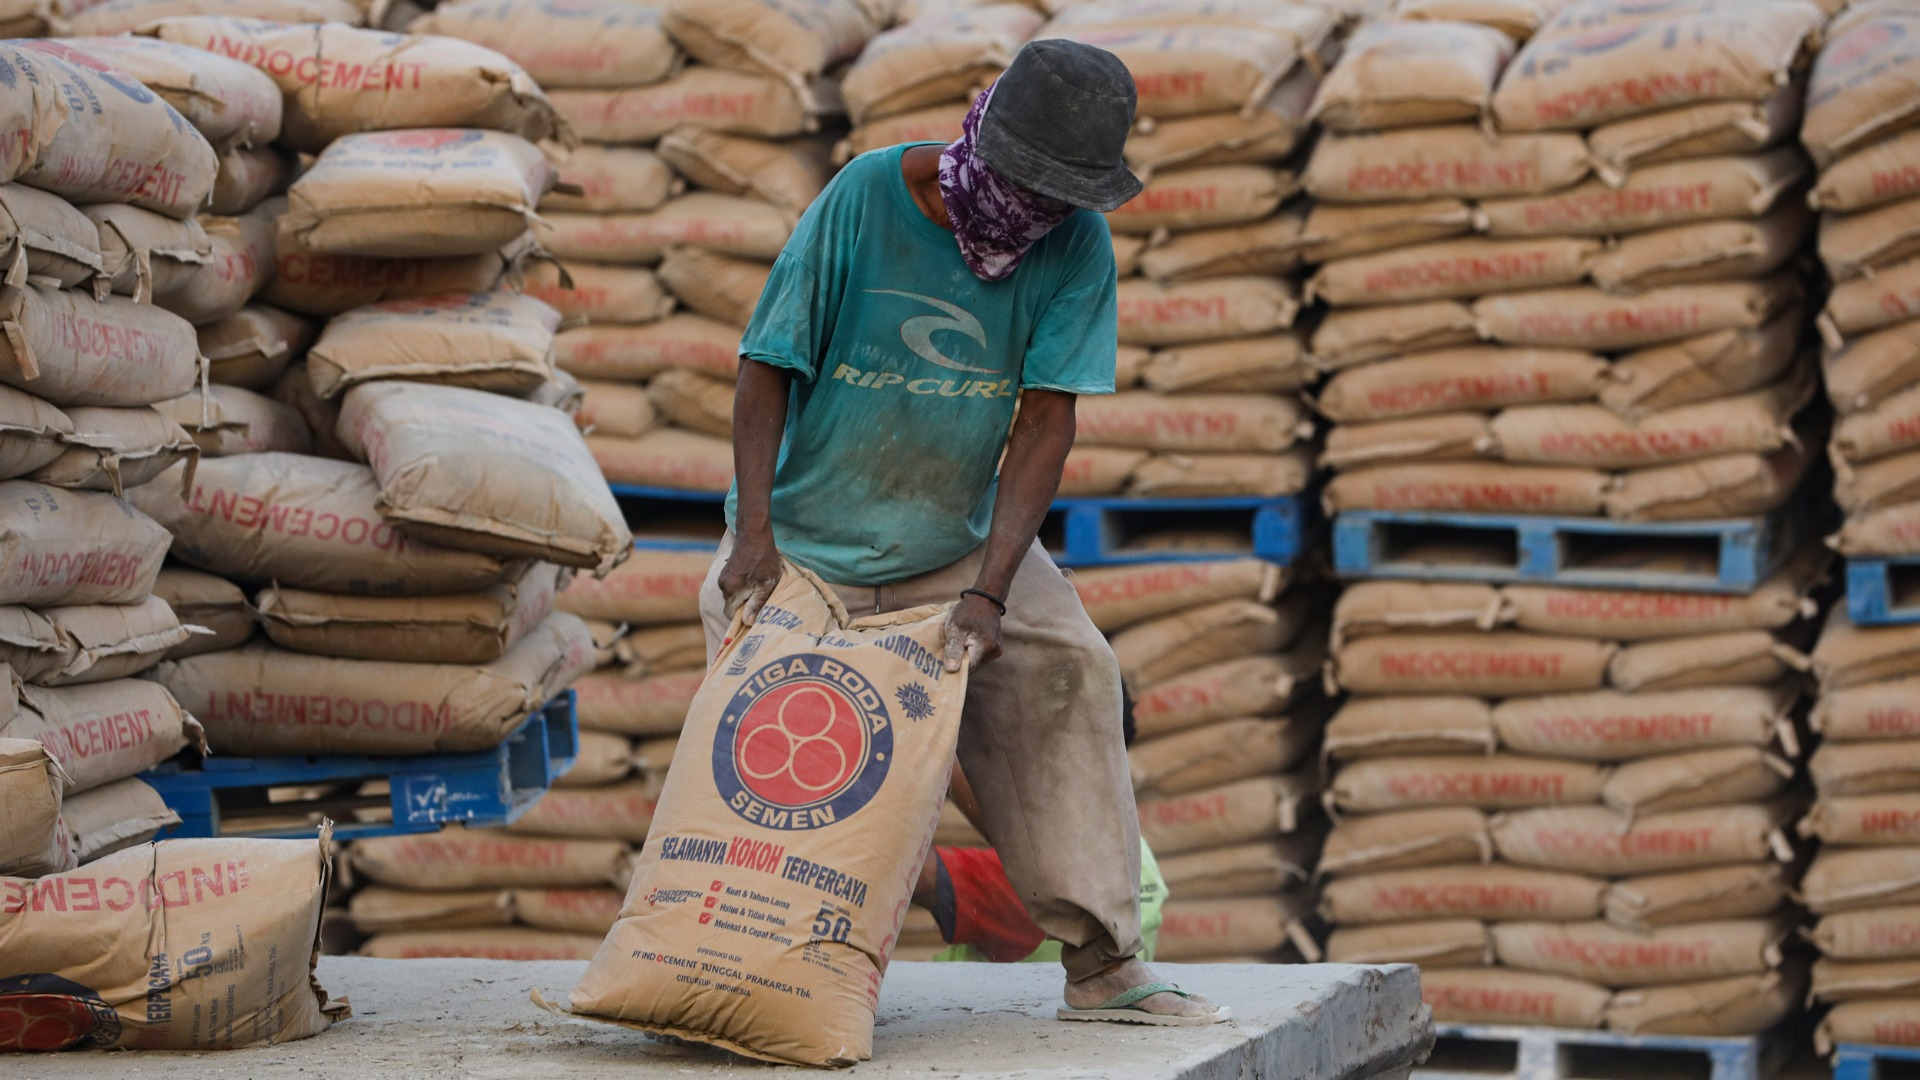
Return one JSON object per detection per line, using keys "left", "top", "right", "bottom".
{"left": 733, "top": 682, "right": 867, "bottom": 807}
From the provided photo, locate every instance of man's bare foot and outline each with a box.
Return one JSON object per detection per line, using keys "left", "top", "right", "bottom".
{"left": 1060, "top": 957, "right": 1227, "bottom": 1022}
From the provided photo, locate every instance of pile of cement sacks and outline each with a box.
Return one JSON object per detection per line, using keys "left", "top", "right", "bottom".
{"left": 1317, "top": 557, "right": 1827, "bottom": 1034}
{"left": 1312, "top": 0, "right": 1826, "bottom": 523}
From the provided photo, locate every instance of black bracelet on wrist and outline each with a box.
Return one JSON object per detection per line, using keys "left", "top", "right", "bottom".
{"left": 960, "top": 588, "right": 1007, "bottom": 616}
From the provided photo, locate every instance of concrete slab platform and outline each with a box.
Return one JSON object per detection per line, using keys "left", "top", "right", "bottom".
{"left": 13, "top": 959, "right": 1432, "bottom": 1080}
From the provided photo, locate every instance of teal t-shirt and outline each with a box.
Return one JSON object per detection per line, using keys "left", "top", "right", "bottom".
{"left": 725, "top": 143, "right": 1119, "bottom": 587}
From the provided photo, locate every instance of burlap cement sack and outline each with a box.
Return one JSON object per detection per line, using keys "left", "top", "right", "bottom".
{"left": 1822, "top": 196, "right": 1920, "bottom": 284}
{"left": 265, "top": 236, "right": 516, "bottom": 319}
{"left": 1491, "top": 0, "right": 1823, "bottom": 132}
{"left": 1136, "top": 772, "right": 1314, "bottom": 855}
{"left": 1491, "top": 372, "right": 1810, "bottom": 469}
{"left": 0, "top": 43, "right": 218, "bottom": 220}
{"left": 155, "top": 612, "right": 593, "bottom": 755}
{"left": 1076, "top": 391, "right": 1309, "bottom": 454}
{"left": 1319, "top": 807, "right": 1490, "bottom": 878}
{"left": 536, "top": 197, "right": 790, "bottom": 266}
{"left": 0, "top": 481, "right": 169, "bottom": 607}
{"left": 655, "top": 131, "right": 827, "bottom": 219}
{"left": 522, "top": 260, "right": 673, "bottom": 327}
{"left": 1804, "top": 793, "right": 1920, "bottom": 847}
{"left": 1324, "top": 696, "right": 1496, "bottom": 760}
{"left": 1814, "top": 958, "right": 1920, "bottom": 1004}
{"left": 1132, "top": 652, "right": 1316, "bottom": 739}
{"left": 1812, "top": 740, "right": 1920, "bottom": 799}
{"left": 1303, "top": 127, "right": 1590, "bottom": 203}
{"left": 1813, "top": 607, "right": 1920, "bottom": 691}
{"left": 1122, "top": 64, "right": 1317, "bottom": 178}
{"left": 1309, "top": 236, "right": 1598, "bottom": 308}
{"left": 589, "top": 428, "right": 734, "bottom": 493}
{"left": 565, "top": 563, "right": 964, "bottom": 1067}
{"left": 1421, "top": 967, "right": 1610, "bottom": 1029}
{"left": 1603, "top": 746, "right": 1793, "bottom": 816}
{"left": 0, "top": 184, "right": 103, "bottom": 292}
{"left": 839, "top": 4, "right": 1038, "bottom": 123}
{"left": 1330, "top": 754, "right": 1609, "bottom": 814}
{"left": 1139, "top": 335, "right": 1312, "bottom": 395}
{"left": 1320, "top": 412, "right": 1496, "bottom": 471}
{"left": 1130, "top": 715, "right": 1316, "bottom": 798}
{"left": 360, "top": 927, "right": 602, "bottom": 960}
{"left": 1815, "top": 676, "right": 1920, "bottom": 742}
{"left": 0, "top": 737, "right": 69, "bottom": 877}
{"left": 337, "top": 381, "right": 630, "bottom": 572}
{"left": 144, "top": 18, "right": 566, "bottom": 154}
{"left": 1321, "top": 863, "right": 1606, "bottom": 925}
{"left": 576, "top": 380, "right": 657, "bottom": 438}
{"left": 0, "top": 834, "right": 344, "bottom": 1049}
{"left": 507, "top": 776, "right": 662, "bottom": 842}
{"left": 348, "top": 826, "right": 630, "bottom": 890}
{"left": 1317, "top": 347, "right": 1609, "bottom": 424}
{"left": 1493, "top": 684, "right": 1796, "bottom": 762}
{"left": 1475, "top": 276, "right": 1800, "bottom": 351}
{"left": 1604, "top": 312, "right": 1803, "bottom": 418}
{"left": 347, "top": 884, "right": 512, "bottom": 933}
{"left": 1333, "top": 630, "right": 1614, "bottom": 697}
{"left": 1327, "top": 919, "right": 1491, "bottom": 968}
{"left": 255, "top": 562, "right": 564, "bottom": 665}
{"left": 1819, "top": 999, "right": 1920, "bottom": 1055}
{"left": 556, "top": 549, "right": 708, "bottom": 627}
{"left": 1587, "top": 89, "right": 1802, "bottom": 185}
{"left": 1308, "top": 20, "right": 1512, "bottom": 131}
{"left": 1803, "top": 847, "right": 1920, "bottom": 914}
{"left": 1298, "top": 199, "right": 1474, "bottom": 265}
{"left": 4, "top": 595, "right": 191, "bottom": 685}
{"left": 61, "top": 0, "right": 362, "bottom": 35}
{"left": 209, "top": 143, "right": 295, "bottom": 217}
{"left": 1593, "top": 205, "right": 1810, "bottom": 293}
{"left": 1606, "top": 442, "right": 1810, "bottom": 522}
{"left": 151, "top": 565, "right": 251, "bottom": 659}
{"left": 1323, "top": 462, "right": 1611, "bottom": 516}
{"left": 1815, "top": 128, "right": 1920, "bottom": 214}
{"left": 157, "top": 384, "right": 310, "bottom": 458}
{"left": 1310, "top": 300, "right": 1480, "bottom": 371}
{"left": 1071, "top": 558, "right": 1281, "bottom": 634}
{"left": 660, "top": 0, "right": 873, "bottom": 104}
{"left": 544, "top": 146, "right": 677, "bottom": 215}
{"left": 1606, "top": 863, "right": 1791, "bottom": 931}
{"left": 1823, "top": 257, "right": 1920, "bottom": 347}
{"left": 1811, "top": 905, "right": 1920, "bottom": 960}
{"left": 1491, "top": 801, "right": 1794, "bottom": 876}
{"left": 1109, "top": 594, "right": 1307, "bottom": 687}
{"left": 46, "top": 35, "right": 281, "bottom": 153}
{"left": 61, "top": 775, "right": 179, "bottom": 863}
{"left": 555, "top": 730, "right": 633, "bottom": 790}
{"left": 550, "top": 67, "right": 818, "bottom": 144}
{"left": 513, "top": 887, "right": 625, "bottom": 935}
{"left": 1803, "top": 5, "right": 1920, "bottom": 167}
{"left": 1125, "top": 448, "right": 1312, "bottom": 498}
{"left": 0, "top": 385, "right": 72, "bottom": 481}
{"left": 307, "top": 291, "right": 558, "bottom": 401}
{"left": 412, "top": 0, "right": 680, "bottom": 90}
{"left": 0, "top": 284, "right": 200, "bottom": 409}
{"left": 29, "top": 405, "right": 197, "bottom": 495}
{"left": 1035, "top": 23, "right": 1316, "bottom": 121}
{"left": 1154, "top": 894, "right": 1310, "bottom": 962}
{"left": 1105, "top": 164, "right": 1290, "bottom": 236}
{"left": 1493, "top": 916, "right": 1787, "bottom": 988}
{"left": 1478, "top": 149, "right": 1808, "bottom": 239}
{"left": 1156, "top": 837, "right": 1313, "bottom": 901}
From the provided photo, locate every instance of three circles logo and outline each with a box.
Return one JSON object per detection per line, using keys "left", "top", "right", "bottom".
{"left": 713, "top": 654, "right": 892, "bottom": 830}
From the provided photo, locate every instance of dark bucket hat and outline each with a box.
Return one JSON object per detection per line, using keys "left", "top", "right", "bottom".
{"left": 975, "top": 39, "right": 1143, "bottom": 214}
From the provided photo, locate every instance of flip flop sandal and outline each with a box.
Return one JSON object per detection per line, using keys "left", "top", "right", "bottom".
{"left": 1056, "top": 981, "right": 1232, "bottom": 1026}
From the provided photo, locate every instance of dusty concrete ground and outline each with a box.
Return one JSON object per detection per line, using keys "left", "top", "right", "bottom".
{"left": 14, "top": 958, "right": 1432, "bottom": 1080}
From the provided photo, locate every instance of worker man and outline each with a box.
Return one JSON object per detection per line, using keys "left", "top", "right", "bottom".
{"left": 699, "top": 39, "right": 1227, "bottom": 1025}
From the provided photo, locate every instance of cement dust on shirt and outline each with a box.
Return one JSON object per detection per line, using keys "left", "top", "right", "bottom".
{"left": 727, "top": 143, "right": 1119, "bottom": 587}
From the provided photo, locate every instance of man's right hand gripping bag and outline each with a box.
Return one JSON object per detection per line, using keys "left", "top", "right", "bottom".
{"left": 566, "top": 563, "right": 967, "bottom": 1066}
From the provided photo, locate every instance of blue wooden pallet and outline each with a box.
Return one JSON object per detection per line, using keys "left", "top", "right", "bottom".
{"left": 1846, "top": 557, "right": 1920, "bottom": 626}
{"left": 1418, "top": 1023, "right": 1778, "bottom": 1080}
{"left": 1834, "top": 1042, "right": 1920, "bottom": 1080}
{"left": 139, "top": 693, "right": 579, "bottom": 841}
{"left": 1334, "top": 502, "right": 1808, "bottom": 594}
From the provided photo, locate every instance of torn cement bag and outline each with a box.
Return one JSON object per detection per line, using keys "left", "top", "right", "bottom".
{"left": 1477, "top": 149, "right": 1809, "bottom": 238}
{"left": 1310, "top": 300, "right": 1480, "bottom": 371}
{"left": 1492, "top": 917, "right": 1788, "bottom": 988}
{"left": 0, "top": 737, "right": 69, "bottom": 877}
{"left": 1603, "top": 746, "right": 1793, "bottom": 816}
{"left": 349, "top": 826, "right": 630, "bottom": 890}
{"left": 544, "top": 145, "right": 677, "bottom": 215}
{"left": 1331, "top": 631, "right": 1614, "bottom": 698}
{"left": 1109, "top": 594, "right": 1308, "bottom": 687}
{"left": 1606, "top": 863, "right": 1791, "bottom": 931}
{"left": 1115, "top": 276, "right": 1297, "bottom": 348}
{"left": 1587, "top": 90, "right": 1803, "bottom": 185}
{"left": 1319, "top": 412, "right": 1495, "bottom": 472}
{"left": 1322, "top": 462, "right": 1611, "bottom": 517}
{"left": 1811, "top": 905, "right": 1920, "bottom": 961}
{"left": 1323, "top": 696, "right": 1496, "bottom": 761}
{"left": 1492, "top": 684, "right": 1797, "bottom": 762}
{"left": 337, "top": 381, "right": 632, "bottom": 572}
{"left": 129, "top": 454, "right": 514, "bottom": 595}
{"left": 0, "top": 284, "right": 200, "bottom": 409}
{"left": 4, "top": 679, "right": 197, "bottom": 793}
{"left": 87, "top": 205, "right": 212, "bottom": 303}
{"left": 1329, "top": 754, "right": 1609, "bottom": 814}
{"left": 653, "top": 130, "right": 827, "bottom": 219}
{"left": 1814, "top": 676, "right": 1920, "bottom": 742}
{"left": 589, "top": 429, "right": 734, "bottom": 493}
{"left": 0, "top": 833, "right": 344, "bottom": 1049}
{"left": 1071, "top": 558, "right": 1282, "bottom": 634}
{"left": 29, "top": 405, "right": 197, "bottom": 495}
{"left": 156, "top": 384, "right": 310, "bottom": 458}
{"left": 536, "top": 195, "right": 791, "bottom": 265}
{"left": 1315, "top": 347, "right": 1610, "bottom": 425}
{"left": 412, "top": 0, "right": 680, "bottom": 90}
{"left": 1076, "top": 391, "right": 1310, "bottom": 455}
{"left": 1475, "top": 276, "right": 1802, "bottom": 352}
{"left": 0, "top": 386, "right": 72, "bottom": 481}
{"left": 0, "top": 481, "right": 169, "bottom": 607}
{"left": 1156, "top": 838, "right": 1314, "bottom": 902}
{"left": 1126, "top": 448, "right": 1313, "bottom": 499}
{"left": 1811, "top": 740, "right": 1920, "bottom": 798}
{"left": 1299, "top": 199, "right": 1475, "bottom": 265}
{"left": 1309, "top": 236, "right": 1599, "bottom": 308}
{"left": 1490, "top": 801, "right": 1795, "bottom": 876}
{"left": 142, "top": 17, "right": 567, "bottom": 154}
{"left": 1319, "top": 864, "right": 1606, "bottom": 926}
{"left": 61, "top": 776, "right": 178, "bottom": 863}
{"left": 154, "top": 612, "right": 594, "bottom": 756}
{"left": 2, "top": 595, "right": 192, "bottom": 685}
{"left": 1802, "top": 5, "right": 1920, "bottom": 167}
{"left": 1814, "top": 128, "right": 1920, "bottom": 215}
{"left": 1802, "top": 846, "right": 1920, "bottom": 914}
{"left": 1605, "top": 311, "right": 1803, "bottom": 419}
{"left": 575, "top": 380, "right": 657, "bottom": 438}
{"left": 1803, "top": 792, "right": 1920, "bottom": 847}
{"left": 360, "top": 927, "right": 603, "bottom": 961}
{"left": 199, "top": 306, "right": 312, "bottom": 390}
{"left": 837, "top": 4, "right": 1036, "bottom": 123}
{"left": 1308, "top": 20, "right": 1512, "bottom": 132}
{"left": 1154, "top": 894, "right": 1311, "bottom": 961}
{"left": 1318, "top": 808, "right": 1490, "bottom": 878}
{"left": 307, "top": 291, "right": 559, "bottom": 401}
{"left": 1420, "top": 968, "right": 1610, "bottom": 1029}
{"left": 151, "top": 566, "right": 251, "bottom": 659}
{"left": 1139, "top": 335, "right": 1312, "bottom": 395}
{"left": 548, "top": 67, "right": 818, "bottom": 143}
{"left": 1129, "top": 716, "right": 1317, "bottom": 798}
{"left": 156, "top": 198, "right": 278, "bottom": 327}
{"left": 0, "top": 184, "right": 103, "bottom": 291}
{"left": 647, "top": 369, "right": 733, "bottom": 439}
{"left": 554, "top": 548, "right": 708, "bottom": 626}
{"left": 521, "top": 260, "right": 673, "bottom": 326}
{"left": 565, "top": 563, "right": 964, "bottom": 1067}
{"left": 255, "top": 562, "right": 565, "bottom": 664}
{"left": 209, "top": 143, "right": 296, "bottom": 217}
{"left": 1106, "top": 164, "right": 1291, "bottom": 236}
{"left": 555, "top": 730, "right": 633, "bottom": 789}
{"left": 1135, "top": 773, "right": 1315, "bottom": 856}
{"left": 1490, "top": 0, "right": 1822, "bottom": 132}
{"left": 1591, "top": 206, "right": 1811, "bottom": 293}
{"left": 1302, "top": 126, "right": 1591, "bottom": 203}
{"left": 0, "top": 42, "right": 218, "bottom": 219}
{"left": 284, "top": 130, "right": 554, "bottom": 260}
{"left": 507, "top": 776, "right": 662, "bottom": 842}
{"left": 1327, "top": 919, "right": 1491, "bottom": 969}
{"left": 348, "top": 885, "right": 513, "bottom": 933}
{"left": 42, "top": 35, "right": 281, "bottom": 153}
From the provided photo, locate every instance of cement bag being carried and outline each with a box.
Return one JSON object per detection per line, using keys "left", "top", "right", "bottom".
{"left": 0, "top": 481, "right": 169, "bottom": 607}
{"left": 410, "top": 0, "right": 681, "bottom": 90}
{"left": 283, "top": 130, "right": 556, "bottom": 259}
{"left": 0, "top": 834, "right": 346, "bottom": 1051}
{"left": 141, "top": 17, "right": 568, "bottom": 154}
{"left": 37, "top": 35, "right": 282, "bottom": 152}
{"left": 337, "top": 381, "right": 632, "bottom": 572}
{"left": 306, "top": 291, "right": 560, "bottom": 400}
{"left": 567, "top": 563, "right": 968, "bottom": 1067}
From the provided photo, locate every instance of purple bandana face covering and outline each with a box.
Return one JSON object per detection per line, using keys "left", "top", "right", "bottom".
{"left": 938, "top": 84, "right": 1076, "bottom": 283}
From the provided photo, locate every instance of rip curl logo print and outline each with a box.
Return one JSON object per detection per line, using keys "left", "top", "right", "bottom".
{"left": 865, "top": 290, "right": 1000, "bottom": 374}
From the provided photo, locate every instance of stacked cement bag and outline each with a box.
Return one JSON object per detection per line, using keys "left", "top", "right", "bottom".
{"left": 1313, "top": 0, "right": 1826, "bottom": 523}
{"left": 1320, "top": 556, "right": 1826, "bottom": 1033}
{"left": 1072, "top": 559, "right": 1328, "bottom": 962}
{"left": 0, "top": 40, "right": 244, "bottom": 876}
{"left": 1806, "top": 4, "right": 1920, "bottom": 562}
{"left": 1805, "top": 611, "right": 1920, "bottom": 1053}
{"left": 1033, "top": 0, "right": 1330, "bottom": 498}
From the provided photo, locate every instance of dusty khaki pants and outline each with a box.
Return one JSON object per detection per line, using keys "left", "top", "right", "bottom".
{"left": 699, "top": 532, "right": 1144, "bottom": 980}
